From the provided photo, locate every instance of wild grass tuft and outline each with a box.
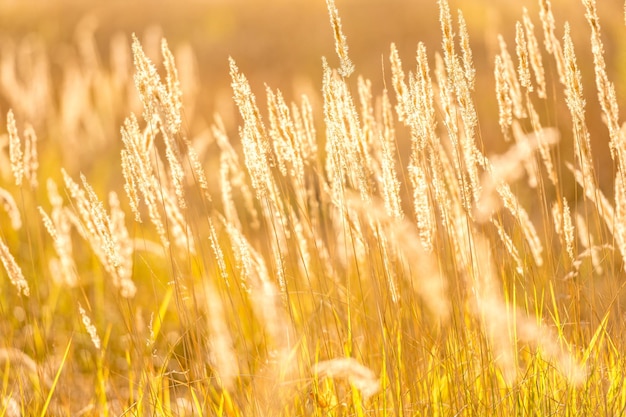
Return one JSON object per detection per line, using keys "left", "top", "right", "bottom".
{"left": 0, "top": 0, "right": 626, "bottom": 415}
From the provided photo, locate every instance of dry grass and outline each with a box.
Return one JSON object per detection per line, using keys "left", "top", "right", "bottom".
{"left": 1, "top": 0, "right": 626, "bottom": 415}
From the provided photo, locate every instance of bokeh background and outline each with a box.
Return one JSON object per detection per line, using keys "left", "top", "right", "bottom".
{"left": 1, "top": 0, "right": 625, "bottom": 194}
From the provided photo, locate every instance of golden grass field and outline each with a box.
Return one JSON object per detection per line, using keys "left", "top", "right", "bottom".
{"left": 1, "top": 0, "right": 626, "bottom": 415}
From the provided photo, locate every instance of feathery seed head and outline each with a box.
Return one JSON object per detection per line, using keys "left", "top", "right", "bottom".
{"left": 325, "top": 0, "right": 354, "bottom": 77}
{"left": 0, "top": 237, "right": 29, "bottom": 297}
{"left": 7, "top": 110, "right": 23, "bottom": 187}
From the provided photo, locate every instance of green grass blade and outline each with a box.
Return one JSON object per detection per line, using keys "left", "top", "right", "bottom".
{"left": 39, "top": 338, "right": 72, "bottom": 417}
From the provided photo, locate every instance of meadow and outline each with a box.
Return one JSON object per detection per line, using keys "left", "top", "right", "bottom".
{"left": 1, "top": 0, "right": 626, "bottom": 415}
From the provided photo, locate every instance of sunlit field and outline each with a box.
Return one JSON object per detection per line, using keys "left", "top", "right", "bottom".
{"left": 1, "top": 0, "right": 626, "bottom": 415}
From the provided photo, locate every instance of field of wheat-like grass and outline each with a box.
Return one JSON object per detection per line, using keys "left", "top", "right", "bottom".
{"left": 1, "top": 0, "right": 626, "bottom": 415}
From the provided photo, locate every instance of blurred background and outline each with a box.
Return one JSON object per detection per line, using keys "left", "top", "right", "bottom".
{"left": 0, "top": 0, "right": 625, "bottom": 192}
